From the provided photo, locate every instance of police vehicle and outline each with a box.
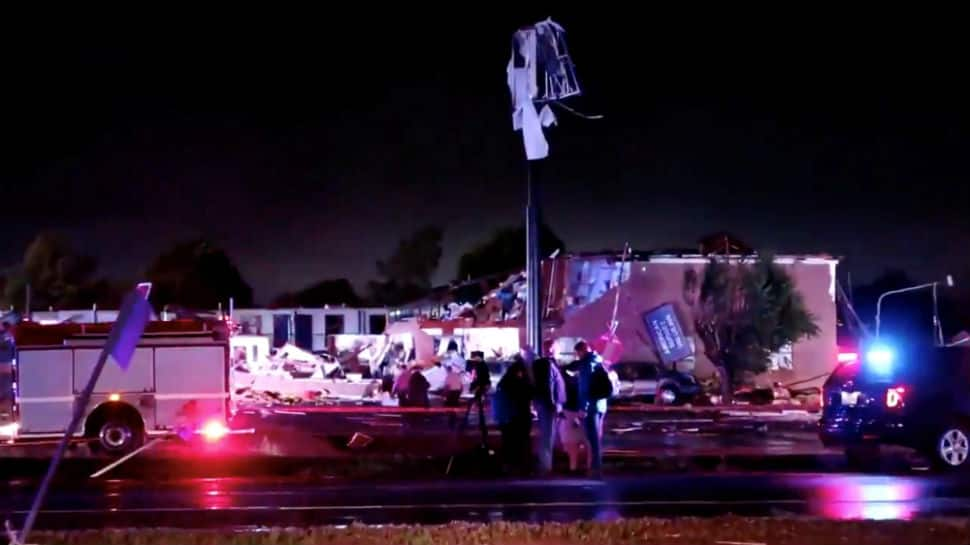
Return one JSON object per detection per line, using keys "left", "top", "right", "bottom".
{"left": 819, "top": 275, "right": 969, "bottom": 469}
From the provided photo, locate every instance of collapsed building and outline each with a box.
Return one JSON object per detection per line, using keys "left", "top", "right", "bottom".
{"left": 392, "top": 239, "right": 839, "bottom": 390}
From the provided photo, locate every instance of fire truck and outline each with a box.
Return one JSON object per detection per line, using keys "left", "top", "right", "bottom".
{"left": 0, "top": 318, "right": 239, "bottom": 454}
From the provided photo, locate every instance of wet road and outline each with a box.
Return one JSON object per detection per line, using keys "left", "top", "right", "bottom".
{"left": 4, "top": 472, "right": 970, "bottom": 529}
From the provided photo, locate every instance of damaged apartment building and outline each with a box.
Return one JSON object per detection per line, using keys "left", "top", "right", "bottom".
{"left": 392, "top": 235, "right": 839, "bottom": 390}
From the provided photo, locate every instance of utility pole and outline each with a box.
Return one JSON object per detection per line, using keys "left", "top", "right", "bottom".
{"left": 507, "top": 18, "right": 587, "bottom": 357}
{"left": 525, "top": 161, "right": 542, "bottom": 356}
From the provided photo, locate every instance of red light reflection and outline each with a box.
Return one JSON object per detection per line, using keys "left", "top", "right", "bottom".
{"left": 198, "top": 479, "right": 233, "bottom": 510}
{"left": 812, "top": 477, "right": 922, "bottom": 520}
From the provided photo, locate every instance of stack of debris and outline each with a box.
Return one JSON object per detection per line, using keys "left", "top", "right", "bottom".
{"left": 232, "top": 343, "right": 382, "bottom": 406}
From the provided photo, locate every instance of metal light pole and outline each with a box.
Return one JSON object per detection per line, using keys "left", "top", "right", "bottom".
{"left": 507, "top": 18, "right": 586, "bottom": 359}
{"left": 525, "top": 160, "right": 542, "bottom": 357}
{"left": 875, "top": 275, "right": 955, "bottom": 344}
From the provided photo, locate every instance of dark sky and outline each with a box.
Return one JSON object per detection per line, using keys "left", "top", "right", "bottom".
{"left": 6, "top": 13, "right": 969, "bottom": 303}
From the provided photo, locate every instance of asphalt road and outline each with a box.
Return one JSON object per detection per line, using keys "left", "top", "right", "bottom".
{"left": 4, "top": 472, "right": 970, "bottom": 530}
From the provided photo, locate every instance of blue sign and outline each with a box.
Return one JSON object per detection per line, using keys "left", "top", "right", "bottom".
{"left": 105, "top": 286, "right": 153, "bottom": 371}
{"left": 642, "top": 303, "right": 692, "bottom": 364}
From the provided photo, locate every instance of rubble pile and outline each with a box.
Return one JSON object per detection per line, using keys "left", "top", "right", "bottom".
{"left": 231, "top": 343, "right": 382, "bottom": 407}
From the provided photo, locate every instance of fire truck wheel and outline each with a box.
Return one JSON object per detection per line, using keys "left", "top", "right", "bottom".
{"left": 86, "top": 406, "right": 145, "bottom": 455}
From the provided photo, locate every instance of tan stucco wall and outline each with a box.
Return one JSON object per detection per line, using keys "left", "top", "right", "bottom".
{"left": 549, "top": 258, "right": 838, "bottom": 389}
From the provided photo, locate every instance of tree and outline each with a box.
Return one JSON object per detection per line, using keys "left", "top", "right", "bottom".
{"left": 146, "top": 239, "right": 253, "bottom": 310}
{"left": 690, "top": 255, "right": 819, "bottom": 400}
{"left": 272, "top": 278, "right": 362, "bottom": 308}
{"left": 456, "top": 223, "right": 564, "bottom": 281}
{"left": 367, "top": 226, "right": 443, "bottom": 306}
{"left": 1, "top": 231, "right": 117, "bottom": 310}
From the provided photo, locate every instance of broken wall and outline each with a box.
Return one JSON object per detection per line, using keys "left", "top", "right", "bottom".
{"left": 548, "top": 256, "right": 838, "bottom": 388}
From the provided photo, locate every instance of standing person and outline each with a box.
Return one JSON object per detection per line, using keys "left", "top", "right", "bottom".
{"left": 573, "top": 341, "right": 609, "bottom": 477}
{"left": 441, "top": 340, "right": 465, "bottom": 372}
{"left": 392, "top": 363, "right": 412, "bottom": 404}
{"left": 406, "top": 364, "right": 431, "bottom": 408}
{"left": 559, "top": 366, "right": 590, "bottom": 473}
{"left": 380, "top": 343, "right": 405, "bottom": 393}
{"left": 532, "top": 356, "right": 566, "bottom": 474}
{"left": 465, "top": 350, "right": 491, "bottom": 448}
{"left": 441, "top": 340, "right": 465, "bottom": 407}
{"left": 494, "top": 356, "right": 533, "bottom": 474}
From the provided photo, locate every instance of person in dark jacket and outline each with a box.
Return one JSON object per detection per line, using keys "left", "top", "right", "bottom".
{"left": 532, "top": 356, "right": 566, "bottom": 474}
{"left": 573, "top": 341, "right": 608, "bottom": 476}
{"left": 494, "top": 356, "right": 533, "bottom": 473}
{"left": 403, "top": 365, "right": 430, "bottom": 408}
{"left": 465, "top": 350, "right": 491, "bottom": 448}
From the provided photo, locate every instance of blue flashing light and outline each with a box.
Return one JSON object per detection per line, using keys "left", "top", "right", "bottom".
{"left": 866, "top": 345, "right": 895, "bottom": 375}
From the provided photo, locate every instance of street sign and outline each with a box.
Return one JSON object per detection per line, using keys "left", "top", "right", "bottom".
{"left": 642, "top": 303, "right": 692, "bottom": 365}
{"left": 105, "top": 284, "right": 153, "bottom": 371}
{"left": 15, "top": 282, "right": 154, "bottom": 544}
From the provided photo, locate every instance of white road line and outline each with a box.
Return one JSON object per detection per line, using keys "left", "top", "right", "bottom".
{"left": 5, "top": 498, "right": 856, "bottom": 515}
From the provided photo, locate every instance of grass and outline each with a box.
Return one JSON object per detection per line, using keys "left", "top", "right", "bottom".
{"left": 27, "top": 517, "right": 970, "bottom": 545}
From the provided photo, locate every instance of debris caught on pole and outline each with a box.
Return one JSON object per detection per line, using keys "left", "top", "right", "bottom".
{"left": 507, "top": 17, "right": 591, "bottom": 357}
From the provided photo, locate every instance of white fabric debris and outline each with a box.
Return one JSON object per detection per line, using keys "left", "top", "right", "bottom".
{"left": 508, "top": 68, "right": 556, "bottom": 159}
{"left": 508, "top": 26, "right": 556, "bottom": 160}
{"left": 507, "top": 18, "right": 580, "bottom": 160}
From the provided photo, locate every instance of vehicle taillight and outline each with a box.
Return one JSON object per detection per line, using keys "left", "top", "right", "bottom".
{"left": 837, "top": 352, "right": 859, "bottom": 364}
{"left": 886, "top": 386, "right": 906, "bottom": 408}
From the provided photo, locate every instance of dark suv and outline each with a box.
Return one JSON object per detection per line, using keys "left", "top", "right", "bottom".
{"left": 608, "top": 361, "right": 701, "bottom": 405}
{"left": 819, "top": 343, "right": 970, "bottom": 469}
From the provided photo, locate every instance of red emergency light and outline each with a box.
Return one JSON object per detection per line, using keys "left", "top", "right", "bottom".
{"left": 837, "top": 352, "right": 859, "bottom": 364}
{"left": 200, "top": 420, "right": 230, "bottom": 442}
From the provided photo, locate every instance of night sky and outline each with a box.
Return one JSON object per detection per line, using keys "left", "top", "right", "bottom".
{"left": 6, "top": 14, "right": 969, "bottom": 303}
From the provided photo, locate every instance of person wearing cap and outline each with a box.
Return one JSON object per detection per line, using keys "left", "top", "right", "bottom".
{"left": 573, "top": 340, "right": 608, "bottom": 477}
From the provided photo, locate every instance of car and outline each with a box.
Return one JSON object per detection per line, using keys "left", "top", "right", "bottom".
{"left": 819, "top": 342, "right": 970, "bottom": 470}
{"left": 607, "top": 361, "right": 701, "bottom": 405}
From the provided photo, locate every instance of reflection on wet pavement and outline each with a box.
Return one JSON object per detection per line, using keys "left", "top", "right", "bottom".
{"left": 3, "top": 472, "right": 970, "bottom": 530}
{"left": 803, "top": 475, "right": 924, "bottom": 520}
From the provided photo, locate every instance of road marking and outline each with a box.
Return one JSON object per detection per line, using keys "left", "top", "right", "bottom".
{"left": 17, "top": 496, "right": 970, "bottom": 516}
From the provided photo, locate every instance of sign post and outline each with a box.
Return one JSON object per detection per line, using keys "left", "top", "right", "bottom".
{"left": 14, "top": 284, "right": 152, "bottom": 544}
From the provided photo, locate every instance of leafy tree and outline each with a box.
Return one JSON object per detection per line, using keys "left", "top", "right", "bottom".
{"left": 456, "top": 223, "right": 564, "bottom": 281}
{"left": 272, "top": 278, "right": 362, "bottom": 308}
{"left": 146, "top": 239, "right": 253, "bottom": 310}
{"left": 367, "top": 226, "right": 443, "bottom": 306}
{"left": 1, "top": 231, "right": 116, "bottom": 310}
{"left": 691, "top": 255, "right": 819, "bottom": 400}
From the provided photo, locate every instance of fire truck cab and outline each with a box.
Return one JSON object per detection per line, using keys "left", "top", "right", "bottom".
{"left": 0, "top": 319, "right": 235, "bottom": 454}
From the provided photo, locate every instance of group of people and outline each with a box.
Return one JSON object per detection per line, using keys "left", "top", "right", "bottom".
{"left": 389, "top": 340, "right": 476, "bottom": 409}
{"left": 381, "top": 337, "right": 613, "bottom": 476}
{"left": 491, "top": 341, "right": 611, "bottom": 476}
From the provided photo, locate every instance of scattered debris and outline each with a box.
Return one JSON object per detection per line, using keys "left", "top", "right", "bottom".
{"left": 347, "top": 432, "right": 374, "bottom": 449}
{"left": 232, "top": 343, "right": 382, "bottom": 407}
